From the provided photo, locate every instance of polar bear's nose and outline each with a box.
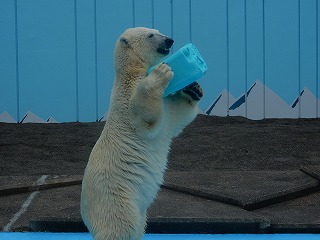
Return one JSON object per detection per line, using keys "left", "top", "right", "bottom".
{"left": 165, "top": 38, "right": 174, "bottom": 48}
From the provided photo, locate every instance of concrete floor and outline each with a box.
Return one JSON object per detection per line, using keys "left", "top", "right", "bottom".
{"left": 1, "top": 115, "right": 320, "bottom": 233}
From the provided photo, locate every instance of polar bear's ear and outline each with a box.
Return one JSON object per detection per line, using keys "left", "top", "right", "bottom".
{"left": 120, "top": 37, "right": 129, "bottom": 46}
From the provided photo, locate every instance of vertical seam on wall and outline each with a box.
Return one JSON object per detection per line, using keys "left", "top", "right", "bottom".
{"left": 171, "top": 0, "right": 174, "bottom": 53}
{"left": 189, "top": 0, "right": 192, "bottom": 42}
{"left": 14, "top": 0, "right": 20, "bottom": 123}
{"left": 244, "top": 0, "right": 248, "bottom": 118}
{"left": 132, "top": 0, "right": 136, "bottom": 27}
{"left": 74, "top": 0, "right": 79, "bottom": 122}
{"left": 226, "top": 0, "right": 230, "bottom": 116}
{"left": 94, "top": 0, "right": 98, "bottom": 121}
{"left": 298, "top": 0, "right": 301, "bottom": 118}
{"left": 151, "top": 0, "right": 154, "bottom": 29}
{"left": 317, "top": 0, "right": 319, "bottom": 118}
{"left": 262, "top": 0, "right": 266, "bottom": 119}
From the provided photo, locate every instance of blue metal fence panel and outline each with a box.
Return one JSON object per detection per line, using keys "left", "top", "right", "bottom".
{"left": 0, "top": 0, "right": 319, "bottom": 122}
{"left": 0, "top": 0, "right": 19, "bottom": 121}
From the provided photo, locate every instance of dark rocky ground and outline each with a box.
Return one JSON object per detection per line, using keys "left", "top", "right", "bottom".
{"left": 1, "top": 114, "right": 320, "bottom": 233}
{"left": 1, "top": 114, "right": 319, "bottom": 175}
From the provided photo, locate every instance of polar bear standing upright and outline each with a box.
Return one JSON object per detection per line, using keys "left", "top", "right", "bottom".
{"left": 81, "top": 27, "right": 203, "bottom": 240}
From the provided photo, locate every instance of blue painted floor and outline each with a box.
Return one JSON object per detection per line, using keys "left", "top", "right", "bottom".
{"left": 1, "top": 233, "right": 320, "bottom": 240}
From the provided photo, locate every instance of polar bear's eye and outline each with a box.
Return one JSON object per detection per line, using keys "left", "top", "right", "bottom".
{"left": 148, "top": 33, "right": 154, "bottom": 38}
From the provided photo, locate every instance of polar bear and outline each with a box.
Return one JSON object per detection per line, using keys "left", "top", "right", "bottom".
{"left": 81, "top": 27, "right": 203, "bottom": 240}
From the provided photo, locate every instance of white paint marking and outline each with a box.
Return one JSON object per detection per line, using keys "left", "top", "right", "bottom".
{"left": 3, "top": 175, "right": 48, "bottom": 232}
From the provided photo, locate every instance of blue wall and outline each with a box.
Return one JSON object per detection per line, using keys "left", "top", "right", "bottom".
{"left": 0, "top": 0, "right": 319, "bottom": 122}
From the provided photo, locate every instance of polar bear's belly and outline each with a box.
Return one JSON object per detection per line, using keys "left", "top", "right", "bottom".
{"left": 117, "top": 137, "right": 168, "bottom": 203}
{"left": 93, "top": 129, "right": 169, "bottom": 206}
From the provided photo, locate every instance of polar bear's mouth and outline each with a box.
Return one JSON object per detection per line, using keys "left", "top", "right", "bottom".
{"left": 157, "top": 47, "right": 171, "bottom": 55}
{"left": 157, "top": 38, "right": 174, "bottom": 55}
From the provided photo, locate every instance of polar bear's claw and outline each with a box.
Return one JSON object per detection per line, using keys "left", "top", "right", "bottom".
{"left": 182, "top": 82, "right": 203, "bottom": 101}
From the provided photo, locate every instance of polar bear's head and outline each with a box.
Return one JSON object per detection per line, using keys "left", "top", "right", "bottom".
{"left": 115, "top": 27, "right": 174, "bottom": 70}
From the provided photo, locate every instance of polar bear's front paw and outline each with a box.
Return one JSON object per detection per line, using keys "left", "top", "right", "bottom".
{"left": 181, "top": 82, "right": 203, "bottom": 102}
{"left": 151, "top": 63, "right": 174, "bottom": 86}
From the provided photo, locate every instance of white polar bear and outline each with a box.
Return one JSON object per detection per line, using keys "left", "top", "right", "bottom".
{"left": 81, "top": 27, "right": 203, "bottom": 240}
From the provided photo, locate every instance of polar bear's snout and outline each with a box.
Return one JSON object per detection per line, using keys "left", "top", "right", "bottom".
{"left": 157, "top": 37, "right": 174, "bottom": 55}
{"left": 165, "top": 38, "right": 174, "bottom": 48}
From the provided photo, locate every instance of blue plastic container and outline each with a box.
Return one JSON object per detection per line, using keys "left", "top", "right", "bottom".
{"left": 149, "top": 43, "right": 208, "bottom": 96}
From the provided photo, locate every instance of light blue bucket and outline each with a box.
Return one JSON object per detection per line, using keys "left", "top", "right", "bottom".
{"left": 149, "top": 43, "right": 208, "bottom": 96}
